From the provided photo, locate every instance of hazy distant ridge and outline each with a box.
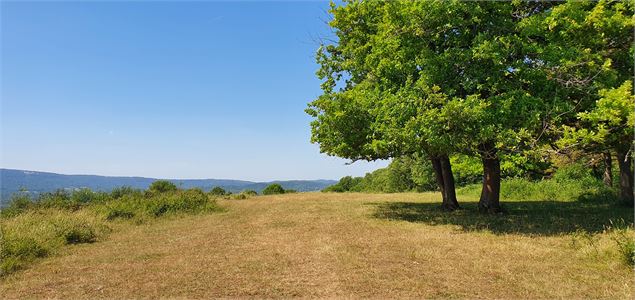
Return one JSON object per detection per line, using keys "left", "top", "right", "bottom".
{"left": 0, "top": 169, "right": 336, "bottom": 204}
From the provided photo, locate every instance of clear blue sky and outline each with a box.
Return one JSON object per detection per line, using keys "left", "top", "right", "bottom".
{"left": 0, "top": 1, "right": 388, "bottom": 181}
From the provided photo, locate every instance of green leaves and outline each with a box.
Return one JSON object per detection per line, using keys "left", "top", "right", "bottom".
{"left": 561, "top": 81, "right": 635, "bottom": 152}
{"left": 307, "top": 0, "right": 632, "bottom": 168}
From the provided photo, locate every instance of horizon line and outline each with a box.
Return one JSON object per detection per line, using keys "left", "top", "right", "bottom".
{"left": 0, "top": 167, "right": 338, "bottom": 183}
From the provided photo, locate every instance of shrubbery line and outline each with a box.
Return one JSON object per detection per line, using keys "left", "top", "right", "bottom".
{"left": 0, "top": 180, "right": 227, "bottom": 276}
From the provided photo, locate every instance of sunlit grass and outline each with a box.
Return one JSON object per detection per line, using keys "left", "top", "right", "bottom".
{"left": 1, "top": 192, "right": 632, "bottom": 299}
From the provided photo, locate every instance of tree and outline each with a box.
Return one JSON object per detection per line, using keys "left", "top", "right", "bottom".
{"left": 262, "top": 184, "right": 285, "bottom": 195}
{"left": 306, "top": 1, "right": 464, "bottom": 210}
{"left": 209, "top": 186, "right": 227, "bottom": 196}
{"left": 148, "top": 180, "right": 177, "bottom": 193}
{"left": 308, "top": 1, "right": 556, "bottom": 212}
{"left": 560, "top": 82, "right": 634, "bottom": 205}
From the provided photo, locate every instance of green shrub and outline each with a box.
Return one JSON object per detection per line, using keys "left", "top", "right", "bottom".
{"left": 262, "top": 184, "right": 285, "bottom": 195}
{"left": 101, "top": 193, "right": 141, "bottom": 220}
{"left": 209, "top": 186, "right": 228, "bottom": 196}
{"left": 110, "top": 186, "right": 142, "bottom": 199}
{"left": 1, "top": 194, "right": 34, "bottom": 218}
{"left": 241, "top": 190, "right": 258, "bottom": 196}
{"left": 0, "top": 236, "right": 49, "bottom": 259}
{"left": 36, "top": 190, "right": 78, "bottom": 210}
{"left": 148, "top": 180, "right": 178, "bottom": 193}
{"left": 62, "top": 224, "right": 97, "bottom": 244}
{"left": 146, "top": 189, "right": 212, "bottom": 216}
{"left": 0, "top": 236, "right": 49, "bottom": 274}
{"left": 285, "top": 189, "right": 298, "bottom": 194}
{"left": 70, "top": 188, "right": 108, "bottom": 204}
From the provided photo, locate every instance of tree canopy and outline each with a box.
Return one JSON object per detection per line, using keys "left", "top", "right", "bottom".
{"left": 307, "top": 0, "right": 634, "bottom": 209}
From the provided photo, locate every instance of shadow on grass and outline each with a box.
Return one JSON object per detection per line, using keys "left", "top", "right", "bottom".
{"left": 371, "top": 200, "right": 634, "bottom": 236}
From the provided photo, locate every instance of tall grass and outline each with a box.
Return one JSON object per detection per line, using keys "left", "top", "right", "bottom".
{"left": 457, "top": 171, "right": 616, "bottom": 203}
{"left": 0, "top": 186, "right": 223, "bottom": 276}
{"left": 1, "top": 209, "right": 109, "bottom": 274}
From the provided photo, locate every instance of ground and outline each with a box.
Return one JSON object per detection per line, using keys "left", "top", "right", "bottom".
{"left": 1, "top": 192, "right": 633, "bottom": 299}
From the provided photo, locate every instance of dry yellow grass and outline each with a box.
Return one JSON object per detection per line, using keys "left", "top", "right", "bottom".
{"left": 1, "top": 192, "right": 633, "bottom": 299}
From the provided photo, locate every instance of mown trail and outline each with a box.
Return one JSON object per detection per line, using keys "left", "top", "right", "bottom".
{"left": 1, "top": 193, "right": 633, "bottom": 299}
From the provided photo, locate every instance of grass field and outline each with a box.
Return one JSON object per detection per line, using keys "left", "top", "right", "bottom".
{"left": 1, "top": 192, "right": 633, "bottom": 299}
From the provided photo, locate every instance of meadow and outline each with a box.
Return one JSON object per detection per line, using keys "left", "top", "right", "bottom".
{"left": 1, "top": 189, "right": 633, "bottom": 299}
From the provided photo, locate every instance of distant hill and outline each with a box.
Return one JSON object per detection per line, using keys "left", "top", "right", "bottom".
{"left": 0, "top": 169, "right": 336, "bottom": 206}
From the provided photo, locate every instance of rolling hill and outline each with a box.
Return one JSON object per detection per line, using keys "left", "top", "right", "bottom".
{"left": 0, "top": 168, "right": 336, "bottom": 205}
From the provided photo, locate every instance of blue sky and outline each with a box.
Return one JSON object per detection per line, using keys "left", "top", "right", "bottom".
{"left": 0, "top": 1, "right": 388, "bottom": 181}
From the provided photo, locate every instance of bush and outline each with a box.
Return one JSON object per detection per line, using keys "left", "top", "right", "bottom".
{"left": 241, "top": 190, "right": 258, "bottom": 196}
{"left": 36, "top": 190, "right": 76, "bottom": 210}
{"left": 102, "top": 188, "right": 219, "bottom": 220}
{"left": 62, "top": 223, "right": 97, "bottom": 244}
{"left": 0, "top": 236, "right": 48, "bottom": 274}
{"left": 1, "top": 194, "right": 34, "bottom": 218}
{"left": 110, "top": 186, "right": 142, "bottom": 199}
{"left": 106, "top": 208, "right": 135, "bottom": 220}
{"left": 209, "top": 186, "right": 227, "bottom": 196}
{"left": 70, "top": 188, "right": 108, "bottom": 205}
{"left": 146, "top": 189, "right": 213, "bottom": 217}
{"left": 262, "top": 184, "right": 285, "bottom": 195}
{"left": 148, "top": 180, "right": 177, "bottom": 193}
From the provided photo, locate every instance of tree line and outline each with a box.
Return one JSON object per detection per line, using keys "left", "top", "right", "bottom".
{"left": 306, "top": 0, "right": 634, "bottom": 212}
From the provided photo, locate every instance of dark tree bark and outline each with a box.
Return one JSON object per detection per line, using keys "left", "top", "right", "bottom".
{"left": 478, "top": 151, "right": 502, "bottom": 213}
{"left": 430, "top": 155, "right": 459, "bottom": 211}
{"left": 603, "top": 152, "right": 613, "bottom": 187}
{"left": 616, "top": 150, "right": 634, "bottom": 207}
{"left": 440, "top": 155, "right": 459, "bottom": 210}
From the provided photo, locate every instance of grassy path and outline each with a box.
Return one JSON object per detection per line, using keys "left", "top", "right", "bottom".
{"left": 1, "top": 192, "right": 633, "bottom": 298}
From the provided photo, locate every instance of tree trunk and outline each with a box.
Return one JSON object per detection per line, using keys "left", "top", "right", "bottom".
{"left": 616, "top": 150, "right": 634, "bottom": 207}
{"left": 430, "top": 157, "right": 446, "bottom": 203}
{"left": 440, "top": 155, "right": 459, "bottom": 210}
{"left": 478, "top": 153, "right": 502, "bottom": 213}
{"left": 430, "top": 155, "right": 459, "bottom": 211}
{"left": 479, "top": 162, "right": 490, "bottom": 205}
{"left": 603, "top": 152, "right": 613, "bottom": 187}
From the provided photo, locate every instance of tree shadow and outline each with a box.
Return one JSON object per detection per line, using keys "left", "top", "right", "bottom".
{"left": 371, "top": 200, "right": 634, "bottom": 236}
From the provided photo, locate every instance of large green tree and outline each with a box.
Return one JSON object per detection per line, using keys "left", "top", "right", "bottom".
{"left": 308, "top": 1, "right": 556, "bottom": 212}
{"left": 307, "top": 0, "right": 463, "bottom": 209}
